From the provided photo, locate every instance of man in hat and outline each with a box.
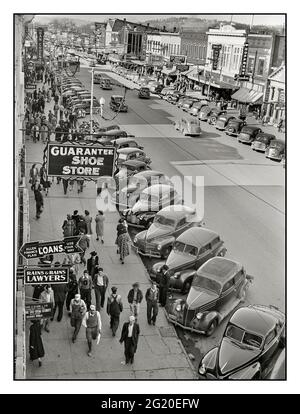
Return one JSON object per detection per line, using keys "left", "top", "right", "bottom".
{"left": 107, "top": 286, "right": 123, "bottom": 337}
{"left": 127, "top": 283, "right": 143, "bottom": 320}
{"left": 82, "top": 304, "right": 102, "bottom": 357}
{"left": 120, "top": 315, "right": 140, "bottom": 364}
{"left": 145, "top": 281, "right": 159, "bottom": 325}
{"left": 78, "top": 270, "right": 93, "bottom": 310}
{"left": 70, "top": 293, "right": 86, "bottom": 343}
{"left": 87, "top": 251, "right": 99, "bottom": 279}
{"left": 158, "top": 264, "right": 170, "bottom": 307}
{"left": 93, "top": 267, "right": 109, "bottom": 311}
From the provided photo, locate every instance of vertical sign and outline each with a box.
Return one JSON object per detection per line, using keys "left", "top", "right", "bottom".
{"left": 240, "top": 42, "right": 249, "bottom": 76}
{"left": 212, "top": 44, "right": 222, "bottom": 70}
{"left": 36, "top": 27, "right": 44, "bottom": 63}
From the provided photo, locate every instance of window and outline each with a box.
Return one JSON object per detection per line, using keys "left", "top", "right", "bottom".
{"left": 257, "top": 58, "right": 265, "bottom": 76}
{"left": 234, "top": 270, "right": 244, "bottom": 285}
{"left": 222, "top": 279, "right": 234, "bottom": 292}
{"left": 199, "top": 244, "right": 211, "bottom": 255}
{"left": 265, "top": 330, "right": 276, "bottom": 347}
{"left": 176, "top": 218, "right": 186, "bottom": 229}
{"left": 211, "top": 236, "right": 220, "bottom": 247}
{"left": 248, "top": 56, "right": 255, "bottom": 73}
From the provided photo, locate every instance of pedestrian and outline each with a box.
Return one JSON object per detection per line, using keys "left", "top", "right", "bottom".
{"left": 62, "top": 214, "right": 75, "bottom": 238}
{"left": 93, "top": 267, "right": 109, "bottom": 312}
{"left": 76, "top": 178, "right": 84, "bottom": 193}
{"left": 59, "top": 103, "right": 64, "bottom": 121}
{"left": 34, "top": 187, "right": 44, "bottom": 219}
{"left": 39, "top": 165, "right": 51, "bottom": 196}
{"left": 95, "top": 210, "right": 105, "bottom": 243}
{"left": 72, "top": 210, "right": 80, "bottom": 234}
{"left": 120, "top": 315, "right": 140, "bottom": 365}
{"left": 29, "top": 163, "right": 39, "bottom": 191}
{"left": 55, "top": 123, "right": 62, "bottom": 142}
{"left": 32, "top": 284, "right": 44, "bottom": 301}
{"left": 127, "top": 282, "right": 143, "bottom": 320}
{"left": 82, "top": 304, "right": 102, "bottom": 357}
{"left": 70, "top": 293, "right": 87, "bottom": 343}
{"left": 51, "top": 282, "right": 68, "bottom": 322}
{"left": 62, "top": 178, "right": 69, "bottom": 195}
{"left": 39, "top": 123, "right": 48, "bottom": 144}
{"left": 116, "top": 219, "right": 131, "bottom": 264}
{"left": 84, "top": 210, "right": 92, "bottom": 235}
{"left": 87, "top": 251, "right": 99, "bottom": 280}
{"left": 31, "top": 123, "right": 39, "bottom": 143}
{"left": 146, "top": 281, "right": 159, "bottom": 325}
{"left": 77, "top": 215, "right": 87, "bottom": 234}
{"left": 158, "top": 264, "right": 170, "bottom": 307}
{"left": 66, "top": 271, "right": 78, "bottom": 314}
{"left": 107, "top": 286, "right": 123, "bottom": 337}
{"left": 29, "top": 320, "right": 45, "bottom": 367}
{"left": 78, "top": 270, "right": 93, "bottom": 310}
{"left": 39, "top": 285, "right": 55, "bottom": 333}
{"left": 54, "top": 102, "right": 59, "bottom": 119}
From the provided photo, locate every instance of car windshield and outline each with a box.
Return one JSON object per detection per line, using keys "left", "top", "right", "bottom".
{"left": 190, "top": 120, "right": 200, "bottom": 125}
{"left": 192, "top": 275, "right": 221, "bottom": 295}
{"left": 256, "top": 135, "right": 274, "bottom": 143}
{"left": 113, "top": 97, "right": 123, "bottom": 103}
{"left": 154, "top": 215, "right": 175, "bottom": 227}
{"left": 269, "top": 141, "right": 285, "bottom": 149}
{"left": 173, "top": 241, "right": 198, "bottom": 256}
{"left": 225, "top": 324, "right": 263, "bottom": 349}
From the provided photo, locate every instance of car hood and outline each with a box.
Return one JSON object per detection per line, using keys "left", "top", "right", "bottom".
{"left": 218, "top": 338, "right": 261, "bottom": 375}
{"left": 144, "top": 223, "right": 172, "bottom": 242}
{"left": 166, "top": 250, "right": 195, "bottom": 271}
{"left": 131, "top": 200, "right": 158, "bottom": 213}
{"left": 186, "top": 286, "right": 218, "bottom": 310}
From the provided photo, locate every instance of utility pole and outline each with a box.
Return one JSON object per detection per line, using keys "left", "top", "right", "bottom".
{"left": 90, "top": 67, "right": 94, "bottom": 136}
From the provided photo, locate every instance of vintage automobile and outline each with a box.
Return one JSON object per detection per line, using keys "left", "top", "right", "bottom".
{"left": 160, "top": 86, "right": 175, "bottom": 97}
{"left": 112, "top": 170, "right": 171, "bottom": 210}
{"left": 137, "top": 76, "right": 150, "bottom": 86}
{"left": 151, "top": 227, "right": 226, "bottom": 292}
{"left": 133, "top": 205, "right": 202, "bottom": 259}
{"left": 181, "top": 98, "right": 200, "bottom": 112}
{"left": 166, "top": 257, "right": 253, "bottom": 335}
{"left": 62, "top": 89, "right": 77, "bottom": 97}
{"left": 198, "top": 105, "right": 215, "bottom": 121}
{"left": 81, "top": 98, "right": 101, "bottom": 115}
{"left": 174, "top": 118, "right": 201, "bottom": 137}
{"left": 95, "top": 130, "right": 132, "bottom": 144}
{"left": 265, "top": 139, "right": 285, "bottom": 161}
{"left": 198, "top": 304, "right": 285, "bottom": 379}
{"left": 110, "top": 137, "right": 143, "bottom": 151}
{"left": 207, "top": 109, "right": 227, "bottom": 125}
{"left": 189, "top": 101, "right": 209, "bottom": 116}
{"left": 165, "top": 91, "right": 184, "bottom": 104}
{"left": 121, "top": 184, "right": 183, "bottom": 228}
{"left": 237, "top": 126, "right": 262, "bottom": 144}
{"left": 100, "top": 78, "right": 112, "bottom": 90}
{"left": 138, "top": 87, "right": 151, "bottom": 99}
{"left": 225, "top": 119, "right": 247, "bottom": 136}
{"left": 93, "top": 73, "right": 102, "bottom": 84}
{"left": 110, "top": 95, "right": 128, "bottom": 112}
{"left": 117, "top": 147, "right": 151, "bottom": 167}
{"left": 97, "top": 124, "right": 120, "bottom": 133}
{"left": 153, "top": 84, "right": 164, "bottom": 94}
{"left": 251, "top": 132, "right": 276, "bottom": 153}
{"left": 147, "top": 81, "right": 161, "bottom": 93}
{"left": 215, "top": 114, "right": 237, "bottom": 131}
{"left": 114, "top": 159, "right": 151, "bottom": 188}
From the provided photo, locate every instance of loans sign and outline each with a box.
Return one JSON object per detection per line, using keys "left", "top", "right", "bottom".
{"left": 46, "top": 143, "right": 116, "bottom": 178}
{"left": 19, "top": 236, "right": 83, "bottom": 260}
{"left": 24, "top": 267, "right": 69, "bottom": 285}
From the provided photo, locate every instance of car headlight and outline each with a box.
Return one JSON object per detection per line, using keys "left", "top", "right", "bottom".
{"left": 199, "top": 363, "right": 206, "bottom": 375}
{"left": 175, "top": 304, "right": 182, "bottom": 312}
{"left": 157, "top": 244, "right": 162, "bottom": 250}
{"left": 173, "top": 272, "right": 181, "bottom": 279}
{"left": 196, "top": 312, "right": 203, "bottom": 320}
{"left": 133, "top": 236, "right": 137, "bottom": 244}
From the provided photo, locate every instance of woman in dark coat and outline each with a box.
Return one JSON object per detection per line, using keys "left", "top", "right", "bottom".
{"left": 29, "top": 320, "right": 45, "bottom": 367}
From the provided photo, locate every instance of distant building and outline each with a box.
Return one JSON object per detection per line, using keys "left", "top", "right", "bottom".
{"left": 146, "top": 31, "right": 181, "bottom": 64}
{"left": 180, "top": 30, "right": 207, "bottom": 65}
{"left": 263, "top": 63, "right": 285, "bottom": 124}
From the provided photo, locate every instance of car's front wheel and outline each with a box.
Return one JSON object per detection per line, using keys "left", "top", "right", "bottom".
{"left": 205, "top": 319, "right": 217, "bottom": 336}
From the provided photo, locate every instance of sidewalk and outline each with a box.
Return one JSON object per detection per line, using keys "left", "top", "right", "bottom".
{"left": 24, "top": 88, "right": 195, "bottom": 379}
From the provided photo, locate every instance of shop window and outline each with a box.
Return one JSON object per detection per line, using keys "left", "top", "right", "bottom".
{"left": 257, "top": 58, "right": 265, "bottom": 76}
{"left": 248, "top": 56, "right": 255, "bottom": 73}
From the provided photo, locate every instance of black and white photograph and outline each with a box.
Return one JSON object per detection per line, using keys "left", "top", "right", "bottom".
{"left": 9, "top": 4, "right": 291, "bottom": 394}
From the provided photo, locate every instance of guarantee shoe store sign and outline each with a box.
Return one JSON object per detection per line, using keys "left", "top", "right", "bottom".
{"left": 46, "top": 143, "right": 116, "bottom": 178}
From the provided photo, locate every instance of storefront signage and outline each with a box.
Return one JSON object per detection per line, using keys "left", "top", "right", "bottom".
{"left": 24, "top": 267, "right": 69, "bottom": 285}
{"left": 46, "top": 143, "right": 116, "bottom": 178}
{"left": 25, "top": 302, "right": 53, "bottom": 319}
{"left": 170, "top": 55, "right": 187, "bottom": 65}
{"left": 36, "top": 27, "right": 44, "bottom": 62}
{"left": 19, "top": 237, "right": 83, "bottom": 260}
{"left": 240, "top": 42, "right": 249, "bottom": 76}
{"left": 212, "top": 44, "right": 222, "bottom": 70}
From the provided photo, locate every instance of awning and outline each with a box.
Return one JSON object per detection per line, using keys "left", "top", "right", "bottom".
{"left": 162, "top": 66, "right": 177, "bottom": 75}
{"left": 231, "top": 87, "right": 263, "bottom": 103}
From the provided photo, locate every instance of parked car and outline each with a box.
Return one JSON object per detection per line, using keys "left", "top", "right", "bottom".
{"left": 81, "top": 98, "right": 101, "bottom": 114}
{"left": 265, "top": 139, "right": 285, "bottom": 161}
{"left": 100, "top": 78, "right": 112, "bottom": 90}
{"left": 93, "top": 73, "right": 102, "bottom": 84}
{"left": 166, "top": 91, "right": 184, "bottom": 104}
{"left": 147, "top": 81, "right": 161, "bottom": 93}
{"left": 237, "top": 126, "right": 262, "bottom": 144}
{"left": 198, "top": 304, "right": 285, "bottom": 379}
{"left": 207, "top": 109, "right": 227, "bottom": 125}
{"left": 153, "top": 84, "right": 164, "bottom": 94}
{"left": 110, "top": 137, "right": 143, "bottom": 151}
{"left": 251, "top": 133, "right": 276, "bottom": 153}
{"left": 133, "top": 205, "right": 203, "bottom": 259}
{"left": 121, "top": 184, "right": 183, "bottom": 228}
{"left": 215, "top": 114, "right": 237, "bottom": 130}
{"left": 151, "top": 227, "right": 226, "bottom": 292}
{"left": 174, "top": 118, "right": 201, "bottom": 136}
{"left": 225, "top": 119, "right": 247, "bottom": 136}
{"left": 114, "top": 160, "right": 150, "bottom": 188}
{"left": 160, "top": 86, "right": 175, "bottom": 97}
{"left": 110, "top": 95, "right": 128, "bottom": 112}
{"left": 166, "top": 257, "right": 253, "bottom": 335}
{"left": 117, "top": 147, "right": 151, "bottom": 167}
{"left": 181, "top": 98, "right": 199, "bottom": 112}
{"left": 138, "top": 87, "right": 151, "bottom": 99}
{"left": 138, "top": 76, "right": 150, "bottom": 86}
{"left": 189, "top": 101, "right": 209, "bottom": 116}
{"left": 112, "top": 170, "right": 170, "bottom": 210}
{"left": 96, "top": 131, "right": 131, "bottom": 145}
{"left": 198, "top": 106, "right": 216, "bottom": 121}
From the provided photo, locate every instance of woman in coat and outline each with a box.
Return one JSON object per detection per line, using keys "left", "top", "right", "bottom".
{"left": 29, "top": 320, "right": 45, "bottom": 367}
{"left": 116, "top": 219, "right": 131, "bottom": 264}
{"left": 95, "top": 210, "right": 105, "bottom": 243}
{"left": 84, "top": 210, "right": 93, "bottom": 235}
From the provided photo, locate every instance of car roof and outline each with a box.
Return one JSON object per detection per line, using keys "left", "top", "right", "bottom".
{"left": 142, "top": 184, "right": 174, "bottom": 195}
{"left": 197, "top": 257, "right": 242, "bottom": 284}
{"left": 133, "top": 170, "right": 163, "bottom": 179}
{"left": 111, "top": 95, "right": 123, "bottom": 99}
{"left": 229, "top": 305, "right": 281, "bottom": 337}
{"left": 122, "top": 159, "right": 147, "bottom": 168}
{"left": 177, "top": 227, "right": 218, "bottom": 246}
{"left": 270, "top": 139, "right": 285, "bottom": 145}
{"left": 157, "top": 205, "right": 196, "bottom": 220}
{"left": 256, "top": 132, "right": 276, "bottom": 139}
{"left": 113, "top": 138, "right": 136, "bottom": 145}
{"left": 219, "top": 114, "right": 235, "bottom": 120}
{"left": 117, "top": 147, "right": 144, "bottom": 154}
{"left": 241, "top": 125, "right": 261, "bottom": 132}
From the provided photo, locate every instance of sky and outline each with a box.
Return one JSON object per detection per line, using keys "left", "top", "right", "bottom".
{"left": 34, "top": 14, "right": 285, "bottom": 27}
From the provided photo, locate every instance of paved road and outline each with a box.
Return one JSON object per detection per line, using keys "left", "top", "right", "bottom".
{"left": 76, "top": 67, "right": 285, "bottom": 367}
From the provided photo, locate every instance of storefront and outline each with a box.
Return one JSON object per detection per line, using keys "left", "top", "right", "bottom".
{"left": 263, "top": 64, "right": 285, "bottom": 125}
{"left": 231, "top": 87, "right": 264, "bottom": 113}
